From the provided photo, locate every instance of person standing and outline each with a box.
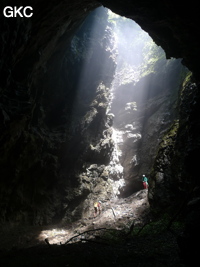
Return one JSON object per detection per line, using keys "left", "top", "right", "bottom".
{"left": 142, "top": 175, "right": 148, "bottom": 189}
{"left": 93, "top": 201, "right": 101, "bottom": 217}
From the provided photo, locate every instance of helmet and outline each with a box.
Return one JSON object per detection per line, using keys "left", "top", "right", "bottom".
{"left": 99, "top": 201, "right": 102, "bottom": 203}
{"left": 143, "top": 175, "right": 145, "bottom": 177}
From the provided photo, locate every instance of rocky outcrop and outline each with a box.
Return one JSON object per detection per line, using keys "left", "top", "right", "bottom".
{"left": 148, "top": 120, "right": 180, "bottom": 209}
{"left": 148, "top": 73, "right": 200, "bottom": 264}
{"left": 148, "top": 73, "right": 199, "bottom": 211}
{"left": 111, "top": 56, "right": 187, "bottom": 196}
{"left": 0, "top": 7, "right": 117, "bottom": 224}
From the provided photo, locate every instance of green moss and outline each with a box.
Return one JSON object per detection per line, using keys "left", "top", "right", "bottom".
{"left": 160, "top": 120, "right": 179, "bottom": 149}
{"left": 182, "top": 71, "right": 192, "bottom": 88}
{"left": 130, "top": 215, "right": 184, "bottom": 238}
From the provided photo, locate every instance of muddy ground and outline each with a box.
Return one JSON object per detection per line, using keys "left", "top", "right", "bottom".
{"left": 0, "top": 190, "right": 185, "bottom": 266}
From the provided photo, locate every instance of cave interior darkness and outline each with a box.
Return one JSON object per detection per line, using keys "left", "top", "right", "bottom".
{"left": 1, "top": 0, "right": 200, "bottom": 266}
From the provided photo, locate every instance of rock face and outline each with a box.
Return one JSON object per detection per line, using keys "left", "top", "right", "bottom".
{"left": 148, "top": 74, "right": 200, "bottom": 265}
{"left": 0, "top": 6, "right": 117, "bottom": 224}
{"left": 148, "top": 72, "right": 200, "bottom": 211}
{"left": 108, "top": 19, "right": 187, "bottom": 196}
{"left": 111, "top": 57, "right": 186, "bottom": 196}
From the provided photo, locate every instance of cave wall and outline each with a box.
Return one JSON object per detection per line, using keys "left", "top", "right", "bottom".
{"left": 0, "top": 1, "right": 102, "bottom": 224}
{"left": 111, "top": 57, "right": 187, "bottom": 196}
{"left": 0, "top": 5, "right": 118, "bottom": 224}
{"left": 148, "top": 72, "right": 200, "bottom": 211}
{"left": 147, "top": 73, "right": 200, "bottom": 265}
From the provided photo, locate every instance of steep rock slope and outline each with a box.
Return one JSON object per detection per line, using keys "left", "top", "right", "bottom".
{"left": 110, "top": 42, "right": 187, "bottom": 196}
{"left": 0, "top": 7, "right": 117, "bottom": 224}
{"left": 148, "top": 74, "right": 200, "bottom": 265}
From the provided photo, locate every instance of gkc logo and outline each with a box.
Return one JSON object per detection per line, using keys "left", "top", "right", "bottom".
{"left": 3, "top": 6, "right": 33, "bottom": 17}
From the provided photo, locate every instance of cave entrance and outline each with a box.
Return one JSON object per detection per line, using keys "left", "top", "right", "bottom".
{"left": 106, "top": 9, "right": 169, "bottom": 197}
{"left": 68, "top": 6, "right": 185, "bottom": 201}
{"left": 57, "top": 6, "right": 188, "bottom": 225}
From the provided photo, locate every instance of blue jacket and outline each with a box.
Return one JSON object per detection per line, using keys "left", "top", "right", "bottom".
{"left": 143, "top": 176, "right": 148, "bottom": 183}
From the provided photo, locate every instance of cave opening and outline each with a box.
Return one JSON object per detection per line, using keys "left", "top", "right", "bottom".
{"left": 19, "top": 7, "right": 189, "bottom": 247}
{"left": 1, "top": 1, "right": 199, "bottom": 265}
{"left": 65, "top": 6, "right": 188, "bottom": 207}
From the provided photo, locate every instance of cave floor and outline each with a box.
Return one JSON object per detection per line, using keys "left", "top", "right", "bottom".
{"left": 0, "top": 190, "right": 184, "bottom": 266}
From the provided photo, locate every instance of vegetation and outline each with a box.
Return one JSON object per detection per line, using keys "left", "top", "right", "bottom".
{"left": 159, "top": 120, "right": 179, "bottom": 149}
{"left": 181, "top": 71, "right": 193, "bottom": 90}
{"left": 107, "top": 9, "right": 174, "bottom": 86}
